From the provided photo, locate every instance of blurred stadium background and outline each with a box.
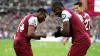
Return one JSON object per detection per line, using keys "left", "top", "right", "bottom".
{"left": 0, "top": 0, "right": 100, "bottom": 56}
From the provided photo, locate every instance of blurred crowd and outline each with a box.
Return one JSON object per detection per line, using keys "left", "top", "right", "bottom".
{"left": 91, "top": 16, "right": 100, "bottom": 39}
{"left": 0, "top": 12, "right": 24, "bottom": 39}
{"left": 0, "top": 0, "right": 51, "bottom": 10}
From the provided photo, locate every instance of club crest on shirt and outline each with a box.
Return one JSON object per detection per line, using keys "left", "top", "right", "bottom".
{"left": 62, "top": 14, "right": 66, "bottom": 19}
{"left": 33, "top": 19, "right": 36, "bottom": 23}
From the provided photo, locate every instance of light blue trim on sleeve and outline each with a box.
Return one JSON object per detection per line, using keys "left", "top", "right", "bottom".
{"left": 28, "top": 16, "right": 38, "bottom": 27}
{"left": 61, "top": 10, "right": 72, "bottom": 22}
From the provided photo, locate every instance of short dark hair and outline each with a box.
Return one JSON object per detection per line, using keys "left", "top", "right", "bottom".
{"left": 74, "top": 2, "right": 82, "bottom": 7}
{"left": 37, "top": 8, "right": 47, "bottom": 13}
{"left": 52, "top": 2, "right": 64, "bottom": 10}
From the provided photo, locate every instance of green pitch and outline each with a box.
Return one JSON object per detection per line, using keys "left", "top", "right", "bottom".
{"left": 0, "top": 39, "right": 100, "bottom": 56}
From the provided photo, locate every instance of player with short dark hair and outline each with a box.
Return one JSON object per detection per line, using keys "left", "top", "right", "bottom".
{"left": 14, "top": 8, "right": 47, "bottom": 56}
{"left": 74, "top": 2, "right": 82, "bottom": 8}
{"left": 74, "top": 2, "right": 92, "bottom": 36}
{"left": 52, "top": 2, "right": 91, "bottom": 56}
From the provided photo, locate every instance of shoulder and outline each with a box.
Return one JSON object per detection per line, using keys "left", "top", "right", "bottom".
{"left": 62, "top": 10, "right": 72, "bottom": 18}
{"left": 61, "top": 10, "right": 72, "bottom": 22}
{"left": 82, "top": 12, "right": 90, "bottom": 18}
{"left": 28, "top": 16, "right": 37, "bottom": 23}
{"left": 28, "top": 16, "right": 38, "bottom": 27}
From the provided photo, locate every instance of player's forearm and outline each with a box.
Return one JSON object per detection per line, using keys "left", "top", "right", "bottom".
{"left": 62, "top": 31, "right": 70, "bottom": 37}
{"left": 63, "top": 21, "right": 71, "bottom": 37}
{"left": 28, "top": 33, "right": 42, "bottom": 39}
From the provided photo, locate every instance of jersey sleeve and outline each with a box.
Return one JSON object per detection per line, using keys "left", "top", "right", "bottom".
{"left": 77, "top": 13, "right": 84, "bottom": 22}
{"left": 28, "top": 16, "right": 38, "bottom": 27}
{"left": 61, "top": 10, "right": 72, "bottom": 22}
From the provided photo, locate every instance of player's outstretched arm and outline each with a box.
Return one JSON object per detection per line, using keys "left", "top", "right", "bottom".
{"left": 27, "top": 26, "right": 46, "bottom": 39}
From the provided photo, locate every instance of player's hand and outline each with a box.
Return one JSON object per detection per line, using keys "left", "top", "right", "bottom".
{"left": 53, "top": 27, "right": 63, "bottom": 38}
{"left": 41, "top": 34, "right": 46, "bottom": 38}
{"left": 63, "top": 38, "right": 68, "bottom": 46}
{"left": 63, "top": 40, "right": 67, "bottom": 46}
{"left": 53, "top": 31, "right": 63, "bottom": 37}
